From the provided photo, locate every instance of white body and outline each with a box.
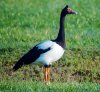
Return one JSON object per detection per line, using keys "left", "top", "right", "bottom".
{"left": 35, "top": 40, "right": 65, "bottom": 65}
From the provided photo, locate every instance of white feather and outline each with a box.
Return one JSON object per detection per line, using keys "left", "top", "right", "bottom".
{"left": 35, "top": 41, "right": 65, "bottom": 65}
{"left": 36, "top": 40, "right": 53, "bottom": 50}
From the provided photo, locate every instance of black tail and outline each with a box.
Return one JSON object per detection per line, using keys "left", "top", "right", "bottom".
{"left": 13, "top": 60, "right": 24, "bottom": 71}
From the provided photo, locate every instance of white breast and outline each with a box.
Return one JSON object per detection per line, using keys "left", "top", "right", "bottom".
{"left": 36, "top": 41, "right": 65, "bottom": 65}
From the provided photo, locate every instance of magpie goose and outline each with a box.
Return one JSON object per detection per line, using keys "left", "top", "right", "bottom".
{"left": 13, "top": 5, "right": 77, "bottom": 85}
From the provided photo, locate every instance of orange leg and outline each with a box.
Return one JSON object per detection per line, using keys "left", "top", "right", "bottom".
{"left": 44, "top": 67, "right": 48, "bottom": 83}
{"left": 43, "top": 66, "right": 51, "bottom": 85}
{"left": 47, "top": 67, "right": 51, "bottom": 85}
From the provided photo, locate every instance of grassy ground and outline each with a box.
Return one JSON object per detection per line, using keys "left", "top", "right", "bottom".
{"left": 0, "top": 80, "right": 100, "bottom": 92}
{"left": 0, "top": 0, "right": 100, "bottom": 91}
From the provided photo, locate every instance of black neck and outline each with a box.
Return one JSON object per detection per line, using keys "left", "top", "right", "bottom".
{"left": 55, "top": 14, "right": 66, "bottom": 48}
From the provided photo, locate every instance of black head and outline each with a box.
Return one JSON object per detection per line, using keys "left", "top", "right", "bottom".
{"left": 61, "top": 5, "right": 77, "bottom": 16}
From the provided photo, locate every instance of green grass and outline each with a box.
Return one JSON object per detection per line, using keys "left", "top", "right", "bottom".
{"left": 0, "top": 0, "right": 100, "bottom": 49}
{"left": 0, "top": 80, "right": 100, "bottom": 92}
{"left": 0, "top": 0, "right": 100, "bottom": 91}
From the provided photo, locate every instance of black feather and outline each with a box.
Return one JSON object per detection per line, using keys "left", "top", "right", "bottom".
{"left": 13, "top": 46, "right": 51, "bottom": 71}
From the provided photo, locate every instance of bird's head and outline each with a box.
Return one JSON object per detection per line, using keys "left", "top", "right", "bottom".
{"left": 61, "top": 5, "right": 77, "bottom": 16}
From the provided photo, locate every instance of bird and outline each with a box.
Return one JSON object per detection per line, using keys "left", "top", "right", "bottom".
{"left": 13, "top": 5, "right": 77, "bottom": 85}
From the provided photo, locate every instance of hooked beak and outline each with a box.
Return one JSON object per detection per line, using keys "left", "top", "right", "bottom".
{"left": 71, "top": 11, "right": 78, "bottom": 14}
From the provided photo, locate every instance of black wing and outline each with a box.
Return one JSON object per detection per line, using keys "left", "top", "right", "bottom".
{"left": 13, "top": 46, "right": 51, "bottom": 71}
